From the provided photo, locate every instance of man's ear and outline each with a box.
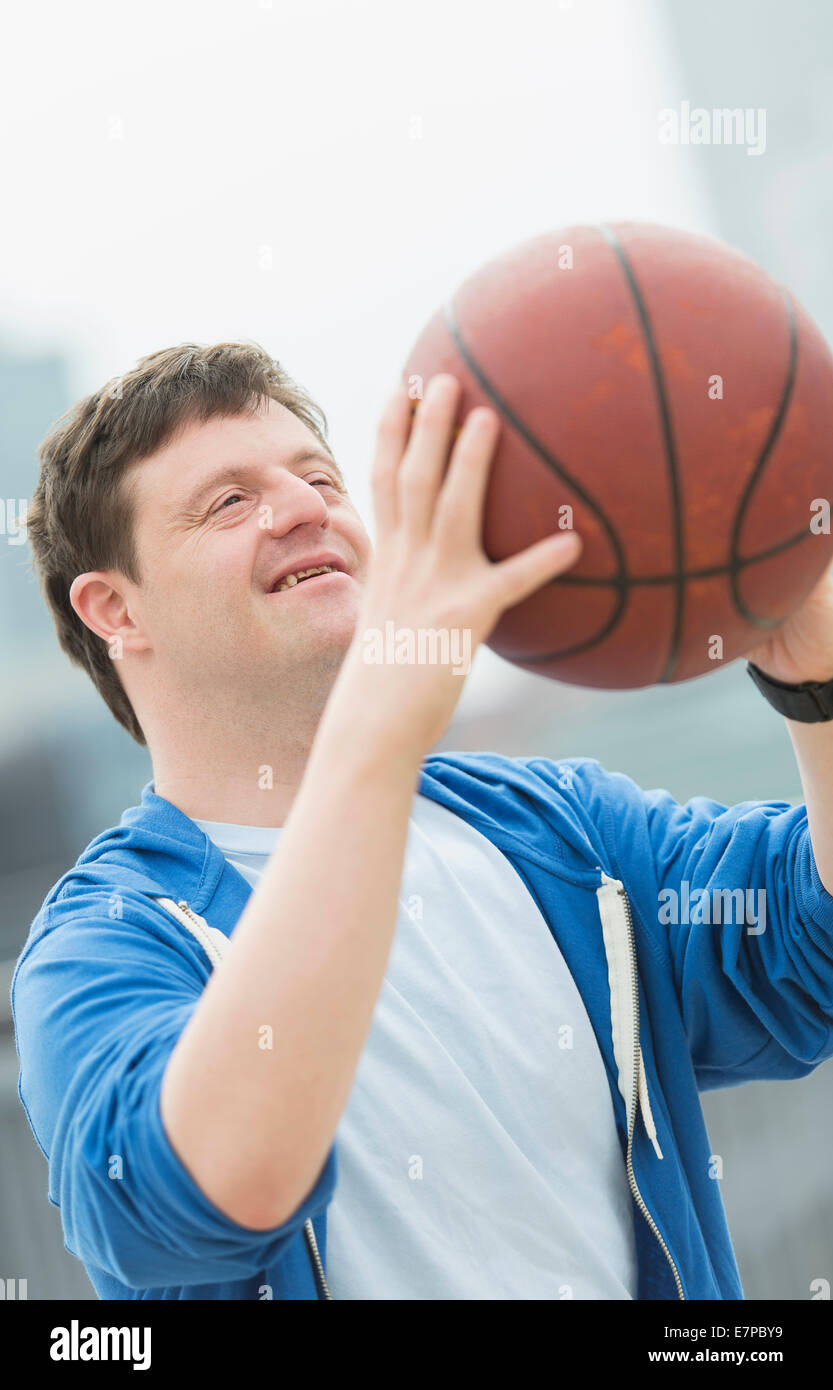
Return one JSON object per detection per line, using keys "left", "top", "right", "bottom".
{"left": 69, "top": 572, "right": 151, "bottom": 656}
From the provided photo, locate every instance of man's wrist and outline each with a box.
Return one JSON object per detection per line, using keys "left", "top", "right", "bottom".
{"left": 315, "top": 652, "right": 428, "bottom": 771}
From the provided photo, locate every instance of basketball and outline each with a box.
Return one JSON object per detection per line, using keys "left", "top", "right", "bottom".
{"left": 401, "top": 222, "right": 833, "bottom": 687}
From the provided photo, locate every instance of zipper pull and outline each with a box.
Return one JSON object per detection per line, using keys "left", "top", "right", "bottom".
{"left": 637, "top": 1053, "right": 664, "bottom": 1159}
{"left": 597, "top": 872, "right": 664, "bottom": 1160}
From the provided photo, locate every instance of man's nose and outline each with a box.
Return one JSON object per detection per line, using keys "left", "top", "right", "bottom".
{"left": 260, "top": 473, "right": 330, "bottom": 536}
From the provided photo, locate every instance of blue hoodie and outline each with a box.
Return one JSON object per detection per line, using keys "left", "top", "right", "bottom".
{"left": 11, "top": 751, "right": 833, "bottom": 1301}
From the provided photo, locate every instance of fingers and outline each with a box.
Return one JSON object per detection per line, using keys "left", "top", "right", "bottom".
{"left": 486, "top": 530, "right": 583, "bottom": 613}
{"left": 396, "top": 375, "right": 461, "bottom": 541}
{"left": 370, "top": 385, "right": 413, "bottom": 534}
{"left": 370, "top": 376, "right": 583, "bottom": 625}
{"left": 432, "top": 405, "right": 500, "bottom": 546}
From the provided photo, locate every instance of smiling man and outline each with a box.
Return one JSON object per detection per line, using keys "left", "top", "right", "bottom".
{"left": 12, "top": 340, "right": 833, "bottom": 1302}
{"left": 51, "top": 351, "right": 374, "bottom": 824}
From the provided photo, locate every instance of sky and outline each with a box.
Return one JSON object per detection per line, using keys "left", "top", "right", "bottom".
{"left": 0, "top": 0, "right": 716, "bottom": 715}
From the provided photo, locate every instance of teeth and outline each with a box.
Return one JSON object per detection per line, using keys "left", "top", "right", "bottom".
{"left": 275, "top": 564, "right": 336, "bottom": 592}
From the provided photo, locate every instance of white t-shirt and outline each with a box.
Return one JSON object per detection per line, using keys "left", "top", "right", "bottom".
{"left": 193, "top": 793, "right": 638, "bottom": 1300}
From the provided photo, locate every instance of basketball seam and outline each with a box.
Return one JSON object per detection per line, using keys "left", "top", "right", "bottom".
{"left": 443, "top": 298, "right": 630, "bottom": 663}
{"left": 599, "top": 224, "right": 685, "bottom": 683}
{"left": 728, "top": 285, "right": 799, "bottom": 630}
{"left": 553, "top": 524, "right": 812, "bottom": 585}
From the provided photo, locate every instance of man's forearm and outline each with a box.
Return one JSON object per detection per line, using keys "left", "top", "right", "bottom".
{"left": 157, "top": 374, "right": 582, "bottom": 1233}
{"left": 787, "top": 717, "right": 833, "bottom": 895}
{"left": 159, "top": 650, "right": 424, "bottom": 1231}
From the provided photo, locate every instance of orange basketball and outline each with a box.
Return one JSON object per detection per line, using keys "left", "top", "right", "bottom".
{"left": 402, "top": 222, "right": 833, "bottom": 687}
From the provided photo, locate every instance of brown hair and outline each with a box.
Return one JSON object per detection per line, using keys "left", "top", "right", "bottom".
{"left": 26, "top": 341, "right": 332, "bottom": 745}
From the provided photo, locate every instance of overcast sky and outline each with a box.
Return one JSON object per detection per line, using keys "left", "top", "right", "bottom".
{"left": 0, "top": 0, "right": 714, "bottom": 713}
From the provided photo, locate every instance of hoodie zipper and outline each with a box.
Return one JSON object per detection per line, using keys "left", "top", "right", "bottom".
{"left": 615, "top": 881, "right": 685, "bottom": 1301}
{"left": 173, "top": 899, "right": 224, "bottom": 966}
{"left": 304, "top": 1219, "right": 333, "bottom": 1300}
{"left": 159, "top": 897, "right": 335, "bottom": 1300}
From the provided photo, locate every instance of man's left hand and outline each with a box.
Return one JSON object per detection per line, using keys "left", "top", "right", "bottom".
{"left": 746, "top": 564, "right": 833, "bottom": 685}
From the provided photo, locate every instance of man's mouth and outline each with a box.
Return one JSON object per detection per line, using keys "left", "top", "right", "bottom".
{"left": 269, "top": 563, "right": 344, "bottom": 593}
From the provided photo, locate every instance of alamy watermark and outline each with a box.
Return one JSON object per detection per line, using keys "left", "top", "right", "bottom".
{"left": 362, "top": 621, "right": 472, "bottom": 676}
{"left": 50, "top": 1321, "right": 150, "bottom": 1370}
{"left": 1, "top": 499, "right": 27, "bottom": 545}
{"left": 658, "top": 881, "right": 766, "bottom": 935}
{"left": 659, "top": 102, "right": 766, "bottom": 156}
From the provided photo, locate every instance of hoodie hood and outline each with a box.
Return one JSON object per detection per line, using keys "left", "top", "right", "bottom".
{"left": 39, "top": 750, "right": 609, "bottom": 928}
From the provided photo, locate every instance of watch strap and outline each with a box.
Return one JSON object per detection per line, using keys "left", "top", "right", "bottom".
{"left": 746, "top": 661, "right": 833, "bottom": 722}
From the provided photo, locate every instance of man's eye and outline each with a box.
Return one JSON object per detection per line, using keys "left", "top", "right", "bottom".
{"left": 214, "top": 493, "right": 245, "bottom": 511}
{"left": 308, "top": 474, "right": 344, "bottom": 492}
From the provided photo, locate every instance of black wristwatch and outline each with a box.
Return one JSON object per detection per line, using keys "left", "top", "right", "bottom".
{"left": 746, "top": 661, "right": 833, "bottom": 722}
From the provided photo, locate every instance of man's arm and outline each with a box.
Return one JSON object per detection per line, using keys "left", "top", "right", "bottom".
{"left": 785, "top": 720, "right": 833, "bottom": 894}
{"left": 528, "top": 749, "right": 833, "bottom": 1089}
{"left": 159, "top": 376, "right": 582, "bottom": 1231}
{"left": 747, "top": 564, "right": 833, "bottom": 893}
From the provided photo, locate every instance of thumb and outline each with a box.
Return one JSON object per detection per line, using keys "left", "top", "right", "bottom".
{"left": 487, "top": 530, "right": 583, "bottom": 613}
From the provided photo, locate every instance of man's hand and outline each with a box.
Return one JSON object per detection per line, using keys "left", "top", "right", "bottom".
{"left": 334, "top": 373, "right": 583, "bottom": 755}
{"left": 746, "top": 563, "right": 833, "bottom": 684}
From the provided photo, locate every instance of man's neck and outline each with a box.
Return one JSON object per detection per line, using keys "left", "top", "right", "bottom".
{"left": 149, "top": 702, "right": 325, "bottom": 828}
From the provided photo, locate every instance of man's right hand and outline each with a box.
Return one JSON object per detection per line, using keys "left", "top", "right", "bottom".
{"left": 334, "top": 373, "right": 583, "bottom": 757}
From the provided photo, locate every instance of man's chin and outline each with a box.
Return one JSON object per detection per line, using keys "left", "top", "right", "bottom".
{"left": 264, "top": 613, "right": 360, "bottom": 673}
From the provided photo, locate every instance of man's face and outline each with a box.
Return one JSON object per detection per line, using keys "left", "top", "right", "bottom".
{"left": 125, "top": 397, "right": 373, "bottom": 709}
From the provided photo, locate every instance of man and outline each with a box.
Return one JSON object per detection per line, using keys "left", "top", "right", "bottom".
{"left": 12, "top": 341, "right": 833, "bottom": 1301}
